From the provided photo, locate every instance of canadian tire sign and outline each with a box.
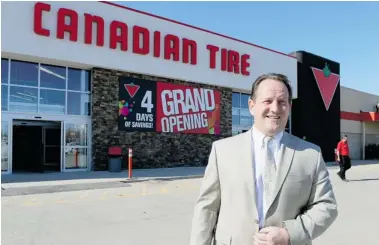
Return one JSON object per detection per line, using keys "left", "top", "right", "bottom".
{"left": 311, "top": 63, "right": 340, "bottom": 111}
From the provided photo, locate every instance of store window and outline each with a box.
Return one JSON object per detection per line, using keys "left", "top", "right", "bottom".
{"left": 1, "top": 85, "right": 8, "bottom": 111}
{"left": 1, "top": 58, "right": 91, "bottom": 116}
{"left": 40, "top": 64, "right": 66, "bottom": 90}
{"left": 9, "top": 86, "right": 38, "bottom": 113}
{"left": 232, "top": 92, "right": 253, "bottom": 135}
{"left": 67, "top": 92, "right": 90, "bottom": 115}
{"left": 2, "top": 59, "right": 8, "bottom": 84}
{"left": 68, "top": 69, "right": 90, "bottom": 92}
{"left": 232, "top": 93, "right": 240, "bottom": 108}
{"left": 40, "top": 89, "right": 65, "bottom": 114}
{"left": 10, "top": 60, "right": 38, "bottom": 87}
{"left": 2, "top": 59, "right": 9, "bottom": 111}
{"left": 67, "top": 69, "right": 91, "bottom": 116}
{"left": 1, "top": 121, "right": 9, "bottom": 172}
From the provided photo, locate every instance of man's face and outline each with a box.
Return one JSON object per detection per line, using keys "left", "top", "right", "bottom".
{"left": 248, "top": 79, "right": 291, "bottom": 136}
{"left": 342, "top": 137, "right": 348, "bottom": 142}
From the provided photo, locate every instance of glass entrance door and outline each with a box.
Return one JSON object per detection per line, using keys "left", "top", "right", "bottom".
{"left": 1, "top": 118, "right": 10, "bottom": 173}
{"left": 43, "top": 126, "right": 61, "bottom": 172}
{"left": 1, "top": 113, "right": 91, "bottom": 174}
{"left": 63, "top": 119, "right": 91, "bottom": 171}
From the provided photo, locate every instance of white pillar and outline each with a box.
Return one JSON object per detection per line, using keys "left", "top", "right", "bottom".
{"left": 362, "top": 122, "right": 366, "bottom": 160}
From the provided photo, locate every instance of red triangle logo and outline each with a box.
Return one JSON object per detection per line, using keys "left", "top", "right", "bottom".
{"left": 124, "top": 83, "right": 140, "bottom": 98}
{"left": 311, "top": 65, "right": 340, "bottom": 111}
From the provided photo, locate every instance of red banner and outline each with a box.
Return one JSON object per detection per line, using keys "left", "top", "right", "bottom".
{"left": 156, "top": 82, "right": 221, "bottom": 134}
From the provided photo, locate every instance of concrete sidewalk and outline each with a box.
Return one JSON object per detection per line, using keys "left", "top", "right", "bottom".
{"left": 1, "top": 160, "right": 378, "bottom": 196}
{"left": 1, "top": 166, "right": 205, "bottom": 188}
{"left": 1, "top": 166, "right": 206, "bottom": 196}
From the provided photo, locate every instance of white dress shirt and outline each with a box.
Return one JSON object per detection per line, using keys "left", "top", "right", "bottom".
{"left": 251, "top": 125, "right": 283, "bottom": 228}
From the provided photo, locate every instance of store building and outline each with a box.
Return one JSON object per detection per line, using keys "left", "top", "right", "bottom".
{"left": 1, "top": 1, "right": 377, "bottom": 174}
{"left": 340, "top": 87, "right": 379, "bottom": 160}
{"left": 289, "top": 51, "right": 378, "bottom": 162}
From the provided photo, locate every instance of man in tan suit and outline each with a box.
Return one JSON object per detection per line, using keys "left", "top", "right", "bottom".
{"left": 190, "top": 73, "right": 338, "bottom": 245}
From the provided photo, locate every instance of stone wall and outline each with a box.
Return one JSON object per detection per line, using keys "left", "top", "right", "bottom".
{"left": 91, "top": 68, "right": 232, "bottom": 170}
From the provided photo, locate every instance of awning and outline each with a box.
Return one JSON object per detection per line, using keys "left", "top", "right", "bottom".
{"left": 341, "top": 111, "right": 379, "bottom": 122}
{"left": 361, "top": 112, "right": 379, "bottom": 121}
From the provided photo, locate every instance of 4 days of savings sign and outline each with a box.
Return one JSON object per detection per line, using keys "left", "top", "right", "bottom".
{"left": 118, "top": 77, "right": 221, "bottom": 135}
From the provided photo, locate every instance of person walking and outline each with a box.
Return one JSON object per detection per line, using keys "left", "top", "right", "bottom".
{"left": 336, "top": 135, "right": 351, "bottom": 181}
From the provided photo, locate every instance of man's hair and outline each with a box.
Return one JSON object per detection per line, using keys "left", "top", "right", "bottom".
{"left": 250, "top": 73, "right": 293, "bottom": 103}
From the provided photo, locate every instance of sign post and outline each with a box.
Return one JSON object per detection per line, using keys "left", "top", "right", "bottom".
{"left": 128, "top": 148, "right": 133, "bottom": 179}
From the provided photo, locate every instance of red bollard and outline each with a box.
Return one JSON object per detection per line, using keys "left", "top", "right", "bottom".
{"left": 128, "top": 148, "right": 133, "bottom": 179}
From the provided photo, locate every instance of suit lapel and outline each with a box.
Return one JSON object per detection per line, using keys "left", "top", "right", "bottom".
{"left": 266, "top": 132, "right": 297, "bottom": 213}
{"left": 240, "top": 129, "right": 259, "bottom": 219}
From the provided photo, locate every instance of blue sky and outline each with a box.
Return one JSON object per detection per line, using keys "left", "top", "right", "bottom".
{"left": 118, "top": 1, "right": 379, "bottom": 95}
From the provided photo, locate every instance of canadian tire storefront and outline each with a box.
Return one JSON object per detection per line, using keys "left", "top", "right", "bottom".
{"left": 8, "top": 1, "right": 373, "bottom": 174}
{"left": 0, "top": 1, "right": 298, "bottom": 173}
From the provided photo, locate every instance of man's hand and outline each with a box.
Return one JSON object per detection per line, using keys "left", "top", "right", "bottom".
{"left": 254, "top": 226, "right": 290, "bottom": 245}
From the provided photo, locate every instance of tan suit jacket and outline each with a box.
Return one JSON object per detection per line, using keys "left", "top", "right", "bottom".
{"left": 190, "top": 129, "right": 338, "bottom": 245}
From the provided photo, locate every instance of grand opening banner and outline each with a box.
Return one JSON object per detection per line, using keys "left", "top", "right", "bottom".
{"left": 118, "top": 77, "right": 221, "bottom": 135}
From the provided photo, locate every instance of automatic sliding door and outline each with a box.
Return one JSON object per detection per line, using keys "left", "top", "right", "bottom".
{"left": 43, "top": 126, "right": 61, "bottom": 172}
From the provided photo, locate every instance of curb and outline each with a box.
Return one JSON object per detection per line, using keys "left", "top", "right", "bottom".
{"left": 1, "top": 174, "right": 204, "bottom": 197}
{"left": 3, "top": 163, "right": 375, "bottom": 197}
{"left": 120, "top": 174, "right": 204, "bottom": 183}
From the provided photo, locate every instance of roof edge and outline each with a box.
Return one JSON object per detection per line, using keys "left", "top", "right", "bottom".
{"left": 100, "top": 1, "right": 297, "bottom": 60}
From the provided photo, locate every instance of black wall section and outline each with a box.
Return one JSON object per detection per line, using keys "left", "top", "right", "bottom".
{"left": 290, "top": 51, "right": 341, "bottom": 162}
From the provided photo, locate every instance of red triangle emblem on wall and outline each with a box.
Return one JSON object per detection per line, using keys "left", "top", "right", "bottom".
{"left": 124, "top": 83, "right": 140, "bottom": 98}
{"left": 311, "top": 65, "right": 340, "bottom": 111}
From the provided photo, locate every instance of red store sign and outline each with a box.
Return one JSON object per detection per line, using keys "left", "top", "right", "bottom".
{"left": 33, "top": 2, "right": 251, "bottom": 76}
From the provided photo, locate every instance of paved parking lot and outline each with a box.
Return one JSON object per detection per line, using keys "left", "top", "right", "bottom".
{"left": 2, "top": 163, "right": 379, "bottom": 245}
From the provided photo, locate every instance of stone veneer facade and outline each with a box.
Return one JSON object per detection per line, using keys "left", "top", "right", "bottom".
{"left": 91, "top": 68, "right": 233, "bottom": 170}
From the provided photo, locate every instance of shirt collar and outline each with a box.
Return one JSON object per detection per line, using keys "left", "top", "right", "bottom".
{"left": 252, "top": 125, "right": 284, "bottom": 149}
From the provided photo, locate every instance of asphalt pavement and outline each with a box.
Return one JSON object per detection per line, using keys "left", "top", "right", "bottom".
{"left": 2, "top": 163, "right": 379, "bottom": 245}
